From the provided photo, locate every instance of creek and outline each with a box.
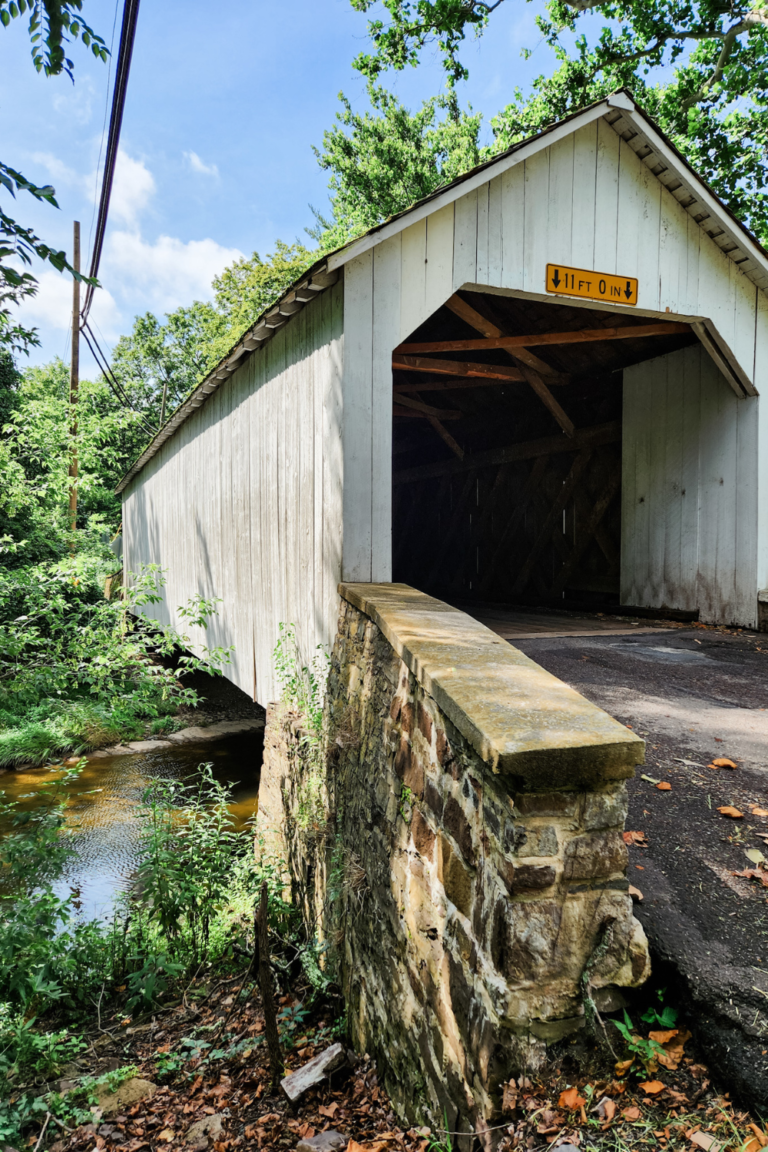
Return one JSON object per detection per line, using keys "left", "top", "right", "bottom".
{"left": 0, "top": 730, "right": 263, "bottom": 919}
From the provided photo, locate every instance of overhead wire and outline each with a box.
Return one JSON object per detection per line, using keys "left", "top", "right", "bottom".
{"left": 81, "top": 0, "right": 141, "bottom": 325}
{"left": 82, "top": 320, "right": 158, "bottom": 439}
{"left": 86, "top": 0, "right": 121, "bottom": 264}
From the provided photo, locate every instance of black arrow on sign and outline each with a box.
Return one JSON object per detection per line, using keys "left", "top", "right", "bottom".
{"left": 551, "top": 268, "right": 561, "bottom": 288}
{"left": 624, "top": 280, "right": 633, "bottom": 300}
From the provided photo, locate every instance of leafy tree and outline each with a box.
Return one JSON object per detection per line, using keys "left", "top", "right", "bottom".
{"left": 108, "top": 243, "right": 316, "bottom": 432}
{"left": 349, "top": 0, "right": 768, "bottom": 243}
{"left": 0, "top": 359, "right": 147, "bottom": 562}
{"left": 0, "top": 1, "right": 107, "bottom": 353}
{"left": 312, "top": 84, "right": 482, "bottom": 247}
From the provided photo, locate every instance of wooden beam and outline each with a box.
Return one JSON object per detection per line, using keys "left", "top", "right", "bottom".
{"left": 428, "top": 415, "right": 464, "bottom": 459}
{"left": 394, "top": 421, "right": 621, "bottom": 485}
{"left": 393, "top": 354, "right": 524, "bottom": 382}
{"left": 394, "top": 405, "right": 460, "bottom": 420}
{"left": 441, "top": 294, "right": 576, "bottom": 437}
{"left": 427, "top": 471, "right": 477, "bottom": 585}
{"left": 518, "top": 364, "right": 575, "bottom": 437}
{"left": 396, "top": 321, "right": 692, "bottom": 355}
{"left": 394, "top": 392, "right": 463, "bottom": 418}
{"left": 511, "top": 451, "right": 593, "bottom": 597}
{"left": 444, "top": 294, "right": 563, "bottom": 379}
{"left": 395, "top": 378, "right": 519, "bottom": 393}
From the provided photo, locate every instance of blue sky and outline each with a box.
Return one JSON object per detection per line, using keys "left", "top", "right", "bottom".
{"left": 2, "top": 0, "right": 557, "bottom": 372}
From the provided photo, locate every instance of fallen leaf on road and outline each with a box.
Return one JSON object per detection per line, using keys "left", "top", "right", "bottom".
{"left": 623, "top": 831, "right": 648, "bottom": 846}
{"left": 622, "top": 1106, "right": 641, "bottom": 1121}
{"left": 157, "top": 1131, "right": 175, "bottom": 1143}
{"left": 751, "top": 807, "right": 768, "bottom": 817}
{"left": 656, "top": 781, "right": 672, "bottom": 790}
{"left": 628, "top": 885, "right": 644, "bottom": 901}
{"left": 615, "top": 1058, "right": 634, "bottom": 1077}
{"left": 638, "top": 1080, "right": 666, "bottom": 1095}
{"left": 717, "top": 806, "right": 744, "bottom": 818}
{"left": 746, "top": 848, "right": 767, "bottom": 865}
{"left": 711, "top": 758, "right": 737, "bottom": 768}
{"left": 319, "top": 1103, "right": 339, "bottom": 1118}
{"left": 592, "top": 1097, "right": 616, "bottom": 1122}
{"left": 558, "top": 1087, "right": 587, "bottom": 1110}
{"left": 732, "top": 868, "right": 768, "bottom": 887}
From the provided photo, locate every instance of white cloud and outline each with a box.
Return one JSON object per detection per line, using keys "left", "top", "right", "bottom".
{"left": 29, "top": 152, "right": 79, "bottom": 185}
{"left": 108, "top": 150, "right": 156, "bottom": 227}
{"left": 16, "top": 268, "right": 120, "bottom": 334}
{"left": 184, "top": 151, "right": 219, "bottom": 179}
{"left": 103, "top": 230, "right": 244, "bottom": 316}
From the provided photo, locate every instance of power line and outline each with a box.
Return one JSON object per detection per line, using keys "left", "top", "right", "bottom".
{"left": 87, "top": 0, "right": 121, "bottom": 266}
{"left": 81, "top": 0, "right": 141, "bottom": 325}
{"left": 81, "top": 319, "right": 158, "bottom": 439}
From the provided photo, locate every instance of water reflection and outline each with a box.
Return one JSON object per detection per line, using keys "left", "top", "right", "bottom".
{"left": 0, "top": 731, "right": 263, "bottom": 920}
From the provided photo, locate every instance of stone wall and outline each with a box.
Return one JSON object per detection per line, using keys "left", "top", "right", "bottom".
{"left": 259, "top": 584, "right": 650, "bottom": 1138}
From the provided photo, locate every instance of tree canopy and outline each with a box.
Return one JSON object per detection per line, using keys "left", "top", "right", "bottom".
{"left": 349, "top": 0, "right": 768, "bottom": 245}
{"left": 0, "top": 0, "right": 107, "bottom": 354}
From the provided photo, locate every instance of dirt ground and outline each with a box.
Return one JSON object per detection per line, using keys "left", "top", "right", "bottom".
{"left": 514, "top": 620, "right": 768, "bottom": 1115}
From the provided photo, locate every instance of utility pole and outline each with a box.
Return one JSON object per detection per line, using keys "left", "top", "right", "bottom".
{"left": 69, "top": 221, "right": 80, "bottom": 545}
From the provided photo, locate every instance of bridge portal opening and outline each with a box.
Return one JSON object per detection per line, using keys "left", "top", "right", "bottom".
{"left": 391, "top": 290, "right": 697, "bottom": 613}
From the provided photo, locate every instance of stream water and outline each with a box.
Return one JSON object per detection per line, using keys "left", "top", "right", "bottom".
{"left": 0, "top": 731, "right": 263, "bottom": 920}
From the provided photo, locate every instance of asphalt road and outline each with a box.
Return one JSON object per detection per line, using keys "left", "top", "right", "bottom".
{"left": 515, "top": 624, "right": 768, "bottom": 1111}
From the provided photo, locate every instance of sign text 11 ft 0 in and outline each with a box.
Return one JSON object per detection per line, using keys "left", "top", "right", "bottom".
{"left": 546, "top": 264, "right": 638, "bottom": 306}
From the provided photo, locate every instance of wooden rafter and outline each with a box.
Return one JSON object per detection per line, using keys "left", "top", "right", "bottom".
{"left": 428, "top": 415, "right": 464, "bottom": 459}
{"left": 444, "top": 295, "right": 562, "bottom": 379}
{"left": 393, "top": 354, "right": 524, "bottom": 382}
{"left": 395, "top": 377, "right": 521, "bottom": 393}
{"left": 396, "top": 320, "right": 692, "bottom": 355}
{"left": 439, "top": 294, "right": 576, "bottom": 438}
{"left": 393, "top": 405, "right": 460, "bottom": 420}
{"left": 394, "top": 393, "right": 462, "bottom": 418}
{"left": 394, "top": 421, "right": 621, "bottom": 484}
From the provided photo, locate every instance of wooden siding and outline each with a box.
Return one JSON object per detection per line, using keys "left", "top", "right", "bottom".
{"left": 621, "top": 344, "right": 759, "bottom": 625}
{"left": 123, "top": 283, "right": 344, "bottom": 704}
{"left": 347, "top": 116, "right": 768, "bottom": 594}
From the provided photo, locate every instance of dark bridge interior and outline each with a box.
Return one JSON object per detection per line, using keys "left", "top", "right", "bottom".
{"left": 391, "top": 290, "right": 697, "bottom": 610}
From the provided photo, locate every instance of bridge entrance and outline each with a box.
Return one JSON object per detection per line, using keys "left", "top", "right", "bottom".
{"left": 391, "top": 289, "right": 697, "bottom": 614}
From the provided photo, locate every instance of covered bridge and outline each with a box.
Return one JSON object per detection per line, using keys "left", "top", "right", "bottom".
{"left": 118, "top": 90, "right": 768, "bottom": 703}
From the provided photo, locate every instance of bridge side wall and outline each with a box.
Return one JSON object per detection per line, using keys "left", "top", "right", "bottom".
{"left": 122, "top": 283, "right": 344, "bottom": 704}
{"left": 259, "top": 586, "right": 649, "bottom": 1136}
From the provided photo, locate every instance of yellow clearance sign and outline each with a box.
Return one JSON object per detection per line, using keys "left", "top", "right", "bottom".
{"left": 546, "top": 264, "right": 638, "bottom": 306}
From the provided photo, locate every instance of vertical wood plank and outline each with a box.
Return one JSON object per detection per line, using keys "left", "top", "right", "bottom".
{"left": 371, "top": 235, "right": 401, "bottom": 581}
{"left": 452, "top": 189, "right": 478, "bottom": 290}
{"left": 593, "top": 117, "right": 620, "bottom": 274}
{"left": 476, "top": 183, "right": 490, "bottom": 285}
{"left": 522, "top": 151, "right": 550, "bottom": 294}
{"left": 425, "top": 202, "right": 455, "bottom": 318}
{"left": 570, "top": 122, "right": 598, "bottom": 271}
{"left": 342, "top": 253, "right": 374, "bottom": 581}
{"left": 399, "top": 220, "right": 427, "bottom": 342}
{"left": 486, "top": 174, "right": 503, "bottom": 287}
{"left": 500, "top": 161, "right": 525, "bottom": 291}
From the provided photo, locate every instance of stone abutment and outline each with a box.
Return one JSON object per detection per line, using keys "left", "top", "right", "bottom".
{"left": 259, "top": 584, "right": 650, "bottom": 1134}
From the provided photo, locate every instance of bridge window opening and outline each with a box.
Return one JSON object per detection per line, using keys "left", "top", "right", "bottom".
{"left": 391, "top": 289, "right": 696, "bottom": 615}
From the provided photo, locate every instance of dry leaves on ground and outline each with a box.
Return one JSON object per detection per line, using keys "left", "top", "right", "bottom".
{"left": 638, "top": 1080, "right": 666, "bottom": 1095}
{"left": 709, "top": 758, "right": 738, "bottom": 769}
{"left": 623, "top": 830, "right": 648, "bottom": 846}
{"left": 717, "top": 806, "right": 744, "bottom": 818}
{"left": 558, "top": 1087, "right": 587, "bottom": 1110}
{"left": 656, "top": 782, "right": 672, "bottom": 791}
